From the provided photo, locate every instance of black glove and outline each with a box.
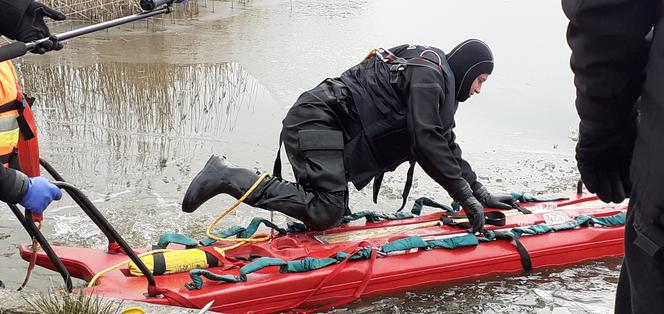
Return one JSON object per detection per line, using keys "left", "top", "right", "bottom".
{"left": 474, "top": 186, "right": 515, "bottom": 210}
{"left": 576, "top": 122, "right": 635, "bottom": 203}
{"left": 15, "top": 1, "right": 66, "bottom": 54}
{"left": 460, "top": 196, "right": 485, "bottom": 234}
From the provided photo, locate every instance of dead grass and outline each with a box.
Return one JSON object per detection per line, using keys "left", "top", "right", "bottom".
{"left": 42, "top": 0, "right": 201, "bottom": 22}
{"left": 23, "top": 289, "right": 123, "bottom": 314}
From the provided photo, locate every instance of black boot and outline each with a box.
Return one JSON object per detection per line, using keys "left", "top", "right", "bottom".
{"left": 182, "top": 155, "right": 346, "bottom": 231}
{"left": 181, "top": 155, "right": 261, "bottom": 213}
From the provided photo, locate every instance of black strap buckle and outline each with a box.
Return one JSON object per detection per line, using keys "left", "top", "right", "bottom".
{"left": 389, "top": 63, "right": 406, "bottom": 84}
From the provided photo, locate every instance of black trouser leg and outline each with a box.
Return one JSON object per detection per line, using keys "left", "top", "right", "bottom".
{"left": 615, "top": 253, "right": 632, "bottom": 314}
{"left": 263, "top": 99, "right": 350, "bottom": 230}
{"left": 246, "top": 176, "right": 346, "bottom": 231}
{"left": 615, "top": 199, "right": 664, "bottom": 314}
{"left": 183, "top": 97, "right": 349, "bottom": 231}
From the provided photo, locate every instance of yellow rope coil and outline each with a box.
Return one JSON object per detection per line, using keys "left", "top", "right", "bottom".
{"left": 87, "top": 172, "right": 272, "bottom": 288}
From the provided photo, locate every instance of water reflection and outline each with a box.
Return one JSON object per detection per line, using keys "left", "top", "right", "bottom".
{"left": 0, "top": 61, "right": 285, "bottom": 254}
{"left": 18, "top": 61, "right": 279, "bottom": 182}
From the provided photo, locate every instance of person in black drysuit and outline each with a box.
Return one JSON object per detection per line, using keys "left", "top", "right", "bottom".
{"left": 563, "top": 1, "right": 664, "bottom": 313}
{"left": 182, "top": 40, "right": 515, "bottom": 233}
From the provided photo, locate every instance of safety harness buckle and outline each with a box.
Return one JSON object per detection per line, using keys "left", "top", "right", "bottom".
{"left": 389, "top": 63, "right": 406, "bottom": 84}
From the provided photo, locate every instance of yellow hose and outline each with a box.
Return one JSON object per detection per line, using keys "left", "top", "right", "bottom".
{"left": 87, "top": 172, "right": 272, "bottom": 288}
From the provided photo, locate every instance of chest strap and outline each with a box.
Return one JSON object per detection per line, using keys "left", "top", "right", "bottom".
{"left": 0, "top": 96, "right": 36, "bottom": 140}
{"left": 272, "top": 140, "right": 283, "bottom": 178}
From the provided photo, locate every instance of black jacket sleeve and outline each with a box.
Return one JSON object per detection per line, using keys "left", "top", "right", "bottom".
{"left": 0, "top": 166, "right": 29, "bottom": 204}
{"left": 406, "top": 66, "right": 473, "bottom": 202}
{"left": 447, "top": 129, "right": 483, "bottom": 192}
{"left": 0, "top": 0, "right": 31, "bottom": 39}
{"left": 563, "top": 0, "right": 655, "bottom": 132}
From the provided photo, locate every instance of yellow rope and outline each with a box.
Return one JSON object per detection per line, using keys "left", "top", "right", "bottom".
{"left": 87, "top": 172, "right": 272, "bottom": 288}
{"left": 205, "top": 172, "right": 272, "bottom": 243}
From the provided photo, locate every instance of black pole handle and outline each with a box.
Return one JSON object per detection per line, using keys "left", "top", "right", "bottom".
{"left": 0, "top": 42, "right": 28, "bottom": 63}
{"left": 0, "top": 6, "right": 172, "bottom": 63}
{"left": 140, "top": 0, "right": 175, "bottom": 11}
{"left": 8, "top": 203, "right": 73, "bottom": 292}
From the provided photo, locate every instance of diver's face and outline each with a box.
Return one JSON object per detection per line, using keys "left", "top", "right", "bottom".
{"left": 469, "top": 73, "right": 489, "bottom": 97}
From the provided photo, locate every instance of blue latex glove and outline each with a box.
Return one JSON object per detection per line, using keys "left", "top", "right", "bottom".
{"left": 20, "top": 177, "right": 62, "bottom": 214}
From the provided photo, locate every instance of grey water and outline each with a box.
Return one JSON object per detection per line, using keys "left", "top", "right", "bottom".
{"left": 0, "top": 0, "right": 618, "bottom": 313}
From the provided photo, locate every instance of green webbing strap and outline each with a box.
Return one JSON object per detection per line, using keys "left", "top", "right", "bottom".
{"left": 426, "top": 233, "right": 478, "bottom": 249}
{"left": 503, "top": 212, "right": 627, "bottom": 239}
{"left": 349, "top": 247, "right": 373, "bottom": 260}
{"left": 511, "top": 224, "right": 554, "bottom": 237}
{"left": 283, "top": 253, "right": 348, "bottom": 273}
{"left": 411, "top": 197, "right": 455, "bottom": 215}
{"left": 511, "top": 193, "right": 569, "bottom": 203}
{"left": 155, "top": 232, "right": 199, "bottom": 249}
{"left": 186, "top": 251, "right": 369, "bottom": 290}
{"left": 239, "top": 257, "right": 287, "bottom": 280}
{"left": 342, "top": 197, "right": 453, "bottom": 225}
{"left": 341, "top": 210, "right": 418, "bottom": 224}
{"left": 156, "top": 217, "right": 288, "bottom": 248}
{"left": 382, "top": 236, "right": 429, "bottom": 253}
{"left": 381, "top": 235, "right": 479, "bottom": 252}
{"left": 590, "top": 212, "right": 627, "bottom": 226}
{"left": 185, "top": 269, "right": 240, "bottom": 290}
{"left": 287, "top": 221, "right": 310, "bottom": 232}
{"left": 200, "top": 217, "right": 288, "bottom": 246}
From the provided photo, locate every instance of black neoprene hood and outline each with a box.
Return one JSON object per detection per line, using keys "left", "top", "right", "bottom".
{"left": 446, "top": 39, "right": 494, "bottom": 102}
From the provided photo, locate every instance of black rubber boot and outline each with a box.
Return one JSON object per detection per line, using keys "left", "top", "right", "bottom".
{"left": 182, "top": 155, "right": 346, "bottom": 230}
{"left": 181, "top": 155, "right": 261, "bottom": 213}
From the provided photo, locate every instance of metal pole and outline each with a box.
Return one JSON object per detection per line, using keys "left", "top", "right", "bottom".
{"left": 25, "top": 7, "right": 172, "bottom": 51}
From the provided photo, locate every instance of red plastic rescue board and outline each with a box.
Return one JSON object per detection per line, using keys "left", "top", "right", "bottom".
{"left": 20, "top": 195, "right": 626, "bottom": 313}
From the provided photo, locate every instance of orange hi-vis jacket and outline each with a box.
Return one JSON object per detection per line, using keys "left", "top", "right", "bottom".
{"left": 0, "top": 60, "right": 40, "bottom": 176}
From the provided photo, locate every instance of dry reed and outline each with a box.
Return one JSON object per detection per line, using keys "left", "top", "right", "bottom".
{"left": 17, "top": 61, "right": 260, "bottom": 173}
{"left": 41, "top": 0, "right": 201, "bottom": 22}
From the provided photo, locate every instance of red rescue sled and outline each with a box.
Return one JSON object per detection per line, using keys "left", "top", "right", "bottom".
{"left": 20, "top": 194, "right": 626, "bottom": 313}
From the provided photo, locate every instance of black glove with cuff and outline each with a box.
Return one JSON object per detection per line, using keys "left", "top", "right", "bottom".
{"left": 460, "top": 196, "right": 485, "bottom": 234}
{"left": 473, "top": 185, "right": 515, "bottom": 210}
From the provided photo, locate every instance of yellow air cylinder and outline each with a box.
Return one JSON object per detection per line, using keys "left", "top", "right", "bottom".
{"left": 128, "top": 248, "right": 223, "bottom": 276}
